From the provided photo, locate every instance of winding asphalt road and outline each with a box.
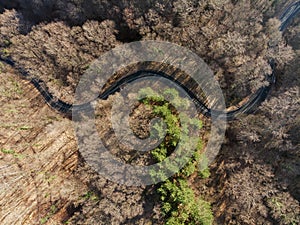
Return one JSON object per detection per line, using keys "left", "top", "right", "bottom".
{"left": 0, "top": 1, "right": 299, "bottom": 120}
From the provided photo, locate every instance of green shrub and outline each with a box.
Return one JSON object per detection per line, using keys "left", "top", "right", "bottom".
{"left": 138, "top": 87, "right": 213, "bottom": 225}
{"left": 158, "top": 179, "right": 213, "bottom": 225}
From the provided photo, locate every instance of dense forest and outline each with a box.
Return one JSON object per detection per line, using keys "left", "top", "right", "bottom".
{"left": 0, "top": 0, "right": 299, "bottom": 224}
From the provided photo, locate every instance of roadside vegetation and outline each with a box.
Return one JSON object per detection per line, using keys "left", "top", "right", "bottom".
{"left": 0, "top": 0, "right": 298, "bottom": 224}
{"left": 138, "top": 87, "right": 213, "bottom": 225}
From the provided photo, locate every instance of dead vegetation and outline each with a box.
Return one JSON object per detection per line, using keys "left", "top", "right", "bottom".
{"left": 0, "top": 0, "right": 299, "bottom": 224}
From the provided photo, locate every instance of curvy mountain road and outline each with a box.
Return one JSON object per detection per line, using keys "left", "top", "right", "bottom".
{"left": 0, "top": 1, "right": 299, "bottom": 120}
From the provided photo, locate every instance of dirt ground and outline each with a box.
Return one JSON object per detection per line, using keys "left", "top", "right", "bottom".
{"left": 0, "top": 1, "right": 299, "bottom": 225}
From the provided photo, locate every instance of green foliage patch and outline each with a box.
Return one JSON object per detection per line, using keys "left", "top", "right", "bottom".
{"left": 138, "top": 87, "right": 213, "bottom": 225}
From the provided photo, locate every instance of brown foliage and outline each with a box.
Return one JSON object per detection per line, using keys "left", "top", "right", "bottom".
{"left": 1, "top": 0, "right": 294, "bottom": 104}
{"left": 0, "top": 9, "right": 20, "bottom": 47}
{"left": 7, "top": 16, "right": 119, "bottom": 102}
{"left": 0, "top": 1, "right": 299, "bottom": 224}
